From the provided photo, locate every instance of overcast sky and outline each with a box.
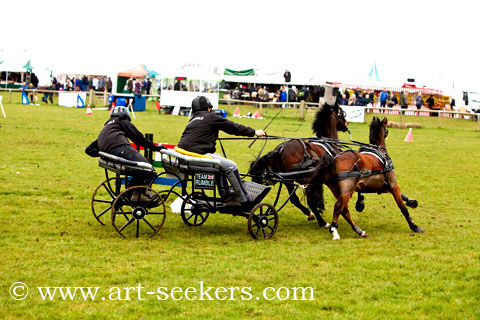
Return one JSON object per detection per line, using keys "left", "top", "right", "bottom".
{"left": 2, "top": 0, "right": 479, "bottom": 91}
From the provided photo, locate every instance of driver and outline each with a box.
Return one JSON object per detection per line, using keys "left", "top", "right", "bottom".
{"left": 178, "top": 96, "right": 265, "bottom": 204}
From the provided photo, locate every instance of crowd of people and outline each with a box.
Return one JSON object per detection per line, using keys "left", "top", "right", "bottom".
{"left": 225, "top": 82, "right": 448, "bottom": 111}
{"left": 226, "top": 83, "right": 322, "bottom": 104}
{"left": 125, "top": 77, "right": 152, "bottom": 96}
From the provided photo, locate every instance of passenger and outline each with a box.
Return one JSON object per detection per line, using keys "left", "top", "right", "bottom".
{"left": 178, "top": 96, "right": 265, "bottom": 205}
{"left": 94, "top": 106, "right": 165, "bottom": 197}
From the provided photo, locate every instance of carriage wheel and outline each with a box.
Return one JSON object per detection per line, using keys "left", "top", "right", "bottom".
{"left": 111, "top": 186, "right": 166, "bottom": 238}
{"left": 91, "top": 177, "right": 125, "bottom": 226}
{"left": 248, "top": 203, "right": 278, "bottom": 240}
{"left": 180, "top": 192, "right": 210, "bottom": 226}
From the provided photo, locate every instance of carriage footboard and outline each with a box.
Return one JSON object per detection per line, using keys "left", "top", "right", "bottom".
{"left": 243, "top": 181, "right": 271, "bottom": 205}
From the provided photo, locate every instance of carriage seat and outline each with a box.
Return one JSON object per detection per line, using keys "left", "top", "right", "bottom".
{"left": 98, "top": 151, "right": 154, "bottom": 174}
{"left": 160, "top": 149, "right": 221, "bottom": 174}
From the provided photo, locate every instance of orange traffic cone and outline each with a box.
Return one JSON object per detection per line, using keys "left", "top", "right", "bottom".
{"left": 404, "top": 128, "right": 413, "bottom": 142}
{"left": 233, "top": 107, "right": 241, "bottom": 118}
{"left": 253, "top": 111, "right": 263, "bottom": 119}
{"left": 86, "top": 106, "right": 93, "bottom": 115}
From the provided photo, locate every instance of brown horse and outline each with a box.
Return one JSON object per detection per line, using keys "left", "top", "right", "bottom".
{"left": 312, "top": 117, "right": 424, "bottom": 240}
{"left": 249, "top": 102, "right": 349, "bottom": 227}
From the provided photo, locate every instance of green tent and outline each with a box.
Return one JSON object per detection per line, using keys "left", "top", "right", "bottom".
{"left": 23, "top": 60, "right": 33, "bottom": 72}
{"left": 224, "top": 68, "right": 255, "bottom": 76}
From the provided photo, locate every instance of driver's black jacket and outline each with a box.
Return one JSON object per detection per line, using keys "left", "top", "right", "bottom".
{"left": 97, "top": 116, "right": 157, "bottom": 153}
{"left": 178, "top": 110, "right": 255, "bottom": 154}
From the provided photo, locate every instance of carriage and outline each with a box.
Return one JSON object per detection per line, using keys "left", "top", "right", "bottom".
{"left": 90, "top": 141, "right": 306, "bottom": 239}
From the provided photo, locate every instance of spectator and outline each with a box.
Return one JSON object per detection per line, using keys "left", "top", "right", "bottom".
{"left": 279, "top": 86, "right": 287, "bottom": 102}
{"left": 415, "top": 93, "right": 423, "bottom": 110}
{"left": 283, "top": 70, "right": 291, "bottom": 83}
{"left": 106, "top": 77, "right": 113, "bottom": 93}
{"left": 134, "top": 78, "right": 141, "bottom": 96}
{"left": 92, "top": 77, "right": 99, "bottom": 91}
{"left": 426, "top": 95, "right": 435, "bottom": 109}
{"left": 42, "top": 82, "right": 55, "bottom": 104}
{"left": 379, "top": 90, "right": 388, "bottom": 108}
{"left": 399, "top": 91, "right": 409, "bottom": 109}
{"left": 356, "top": 93, "right": 365, "bottom": 106}
{"left": 288, "top": 86, "right": 297, "bottom": 103}
{"left": 338, "top": 94, "right": 348, "bottom": 105}
{"left": 98, "top": 76, "right": 106, "bottom": 92}
{"left": 388, "top": 92, "right": 398, "bottom": 108}
{"left": 364, "top": 93, "right": 372, "bottom": 106}
{"left": 450, "top": 98, "right": 456, "bottom": 110}
{"left": 66, "top": 78, "right": 73, "bottom": 91}
{"left": 28, "top": 83, "right": 35, "bottom": 103}
{"left": 127, "top": 77, "right": 133, "bottom": 94}
{"left": 174, "top": 79, "right": 181, "bottom": 91}
{"left": 141, "top": 78, "right": 147, "bottom": 94}
{"left": 81, "top": 75, "right": 89, "bottom": 91}
{"left": 31, "top": 73, "right": 39, "bottom": 88}
{"left": 348, "top": 93, "right": 356, "bottom": 106}
{"left": 146, "top": 78, "right": 152, "bottom": 95}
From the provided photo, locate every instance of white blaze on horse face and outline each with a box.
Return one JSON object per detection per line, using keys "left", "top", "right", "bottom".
{"left": 331, "top": 227, "right": 341, "bottom": 240}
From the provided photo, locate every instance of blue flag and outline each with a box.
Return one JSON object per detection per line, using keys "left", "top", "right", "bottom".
{"left": 368, "top": 61, "right": 381, "bottom": 81}
{"left": 21, "top": 91, "right": 30, "bottom": 105}
{"left": 77, "top": 94, "right": 85, "bottom": 108}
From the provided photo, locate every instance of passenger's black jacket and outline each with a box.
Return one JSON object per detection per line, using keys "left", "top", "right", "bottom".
{"left": 178, "top": 111, "right": 255, "bottom": 154}
{"left": 97, "top": 116, "right": 157, "bottom": 153}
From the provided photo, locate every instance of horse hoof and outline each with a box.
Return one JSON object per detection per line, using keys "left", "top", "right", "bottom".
{"left": 332, "top": 236, "right": 341, "bottom": 241}
{"left": 406, "top": 199, "right": 418, "bottom": 209}
{"left": 355, "top": 201, "right": 365, "bottom": 212}
{"left": 360, "top": 231, "right": 368, "bottom": 238}
{"left": 307, "top": 213, "right": 315, "bottom": 221}
{"left": 414, "top": 226, "right": 424, "bottom": 233}
{"left": 323, "top": 223, "right": 331, "bottom": 229}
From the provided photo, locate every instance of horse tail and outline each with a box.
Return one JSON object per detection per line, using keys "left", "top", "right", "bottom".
{"left": 249, "top": 149, "right": 279, "bottom": 183}
{"left": 306, "top": 154, "right": 335, "bottom": 211}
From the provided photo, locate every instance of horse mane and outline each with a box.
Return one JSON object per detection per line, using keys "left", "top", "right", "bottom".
{"left": 312, "top": 103, "right": 337, "bottom": 137}
{"left": 369, "top": 117, "right": 385, "bottom": 145}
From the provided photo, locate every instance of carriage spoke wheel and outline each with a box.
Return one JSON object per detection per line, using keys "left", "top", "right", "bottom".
{"left": 111, "top": 186, "right": 166, "bottom": 238}
{"left": 181, "top": 192, "right": 209, "bottom": 226}
{"left": 92, "top": 177, "right": 125, "bottom": 226}
{"left": 248, "top": 203, "right": 278, "bottom": 240}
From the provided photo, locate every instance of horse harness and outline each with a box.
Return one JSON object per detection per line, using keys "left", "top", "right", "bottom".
{"left": 279, "top": 138, "right": 340, "bottom": 171}
{"left": 335, "top": 146, "right": 394, "bottom": 193}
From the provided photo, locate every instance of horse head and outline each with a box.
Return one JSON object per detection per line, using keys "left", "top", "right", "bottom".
{"left": 333, "top": 104, "right": 349, "bottom": 133}
{"left": 369, "top": 117, "right": 388, "bottom": 147}
{"left": 249, "top": 149, "right": 281, "bottom": 184}
{"left": 312, "top": 102, "right": 349, "bottom": 139}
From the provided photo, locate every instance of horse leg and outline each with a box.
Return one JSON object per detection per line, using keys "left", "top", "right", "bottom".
{"left": 392, "top": 186, "right": 424, "bottom": 233}
{"left": 401, "top": 193, "right": 418, "bottom": 209}
{"left": 330, "top": 193, "right": 353, "bottom": 240}
{"left": 285, "top": 184, "right": 313, "bottom": 220}
{"left": 341, "top": 208, "right": 368, "bottom": 238}
{"left": 355, "top": 193, "right": 365, "bottom": 212}
{"left": 306, "top": 192, "right": 329, "bottom": 229}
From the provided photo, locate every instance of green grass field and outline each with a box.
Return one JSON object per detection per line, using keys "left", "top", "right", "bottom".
{"left": 0, "top": 96, "right": 479, "bottom": 319}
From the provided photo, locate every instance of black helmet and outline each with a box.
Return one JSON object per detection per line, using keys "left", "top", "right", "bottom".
{"left": 110, "top": 106, "right": 131, "bottom": 121}
{"left": 192, "top": 96, "right": 213, "bottom": 113}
